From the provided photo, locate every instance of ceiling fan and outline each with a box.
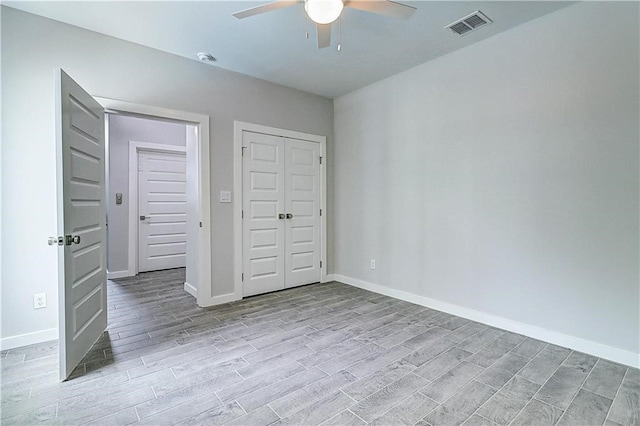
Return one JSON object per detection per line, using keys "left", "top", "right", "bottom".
{"left": 233, "top": 0, "right": 416, "bottom": 49}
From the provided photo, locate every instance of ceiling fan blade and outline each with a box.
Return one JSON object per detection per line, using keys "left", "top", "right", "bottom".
{"left": 344, "top": 0, "right": 416, "bottom": 19}
{"left": 317, "top": 23, "right": 331, "bottom": 49}
{"left": 233, "top": 0, "right": 299, "bottom": 19}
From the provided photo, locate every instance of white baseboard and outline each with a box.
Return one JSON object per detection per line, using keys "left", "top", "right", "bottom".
{"left": 184, "top": 282, "right": 197, "bottom": 298}
{"left": 324, "top": 274, "right": 337, "bottom": 282}
{"left": 334, "top": 274, "right": 640, "bottom": 369}
{"left": 107, "top": 270, "right": 134, "bottom": 279}
{"left": 198, "top": 292, "right": 240, "bottom": 307}
{"left": 0, "top": 328, "right": 58, "bottom": 351}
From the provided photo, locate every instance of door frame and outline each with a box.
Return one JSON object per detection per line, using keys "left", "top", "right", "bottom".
{"left": 233, "top": 121, "right": 329, "bottom": 301}
{"left": 95, "top": 97, "right": 213, "bottom": 307}
{"left": 128, "top": 142, "right": 187, "bottom": 276}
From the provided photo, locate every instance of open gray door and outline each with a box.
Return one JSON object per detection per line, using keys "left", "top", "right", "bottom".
{"left": 55, "top": 69, "right": 107, "bottom": 380}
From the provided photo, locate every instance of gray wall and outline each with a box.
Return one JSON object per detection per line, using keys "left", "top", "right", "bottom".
{"left": 0, "top": 6, "right": 333, "bottom": 344}
{"left": 107, "top": 114, "right": 187, "bottom": 275}
{"left": 333, "top": 2, "right": 639, "bottom": 355}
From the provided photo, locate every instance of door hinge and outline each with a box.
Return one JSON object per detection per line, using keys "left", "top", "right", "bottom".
{"left": 242, "top": 210, "right": 244, "bottom": 219}
{"left": 320, "top": 261, "right": 323, "bottom": 268}
{"left": 242, "top": 273, "right": 244, "bottom": 281}
{"left": 319, "top": 156, "right": 323, "bottom": 165}
{"left": 320, "top": 209, "right": 322, "bottom": 216}
{"left": 199, "top": 221, "right": 203, "bottom": 228}
{"left": 242, "top": 146, "right": 247, "bottom": 156}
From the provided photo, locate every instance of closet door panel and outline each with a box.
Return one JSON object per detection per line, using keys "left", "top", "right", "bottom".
{"left": 284, "top": 138, "right": 321, "bottom": 287}
{"left": 242, "top": 131, "right": 286, "bottom": 296}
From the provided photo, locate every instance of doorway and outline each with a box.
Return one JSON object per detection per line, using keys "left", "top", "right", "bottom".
{"left": 106, "top": 114, "right": 190, "bottom": 279}
{"left": 97, "top": 97, "right": 213, "bottom": 307}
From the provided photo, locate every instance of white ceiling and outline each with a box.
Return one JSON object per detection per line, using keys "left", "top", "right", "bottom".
{"left": 4, "top": 1, "right": 572, "bottom": 98}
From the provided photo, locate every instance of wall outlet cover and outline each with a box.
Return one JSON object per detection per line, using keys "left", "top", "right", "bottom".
{"left": 34, "top": 293, "right": 46, "bottom": 309}
{"left": 370, "top": 259, "right": 376, "bottom": 270}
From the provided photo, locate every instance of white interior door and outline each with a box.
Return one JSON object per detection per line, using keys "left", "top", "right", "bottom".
{"left": 285, "top": 138, "right": 321, "bottom": 287}
{"left": 242, "top": 132, "right": 286, "bottom": 297}
{"left": 242, "top": 131, "right": 321, "bottom": 297}
{"left": 56, "top": 69, "right": 107, "bottom": 380}
{"left": 138, "top": 151, "right": 187, "bottom": 272}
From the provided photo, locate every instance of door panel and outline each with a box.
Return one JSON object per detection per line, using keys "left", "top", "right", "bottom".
{"left": 242, "top": 132, "right": 285, "bottom": 296}
{"left": 56, "top": 69, "right": 107, "bottom": 380}
{"left": 242, "top": 132, "right": 322, "bottom": 296}
{"left": 138, "top": 151, "right": 187, "bottom": 272}
{"left": 285, "top": 138, "right": 321, "bottom": 287}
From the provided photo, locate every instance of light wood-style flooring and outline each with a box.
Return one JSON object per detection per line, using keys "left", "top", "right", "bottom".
{"left": 1, "top": 268, "right": 639, "bottom": 425}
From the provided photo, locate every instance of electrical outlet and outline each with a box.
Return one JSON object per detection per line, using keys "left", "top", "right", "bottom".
{"left": 34, "top": 293, "right": 46, "bottom": 309}
{"left": 370, "top": 259, "right": 376, "bottom": 270}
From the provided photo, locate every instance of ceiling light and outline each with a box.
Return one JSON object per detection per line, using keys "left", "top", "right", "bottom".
{"left": 197, "top": 52, "right": 216, "bottom": 62}
{"left": 304, "top": 0, "right": 344, "bottom": 25}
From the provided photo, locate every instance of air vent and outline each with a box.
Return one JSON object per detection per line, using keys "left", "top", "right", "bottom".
{"left": 446, "top": 11, "right": 492, "bottom": 36}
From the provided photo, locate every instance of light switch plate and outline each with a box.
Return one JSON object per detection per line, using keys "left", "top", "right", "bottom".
{"left": 220, "top": 191, "right": 232, "bottom": 203}
{"left": 115, "top": 193, "right": 123, "bottom": 205}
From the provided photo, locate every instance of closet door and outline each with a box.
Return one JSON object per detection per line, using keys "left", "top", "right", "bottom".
{"left": 284, "top": 138, "right": 321, "bottom": 287}
{"left": 242, "top": 132, "right": 286, "bottom": 297}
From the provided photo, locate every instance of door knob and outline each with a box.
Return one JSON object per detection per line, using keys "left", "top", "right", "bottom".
{"left": 65, "top": 235, "right": 81, "bottom": 245}
{"left": 140, "top": 215, "right": 146, "bottom": 221}
{"left": 286, "top": 213, "right": 293, "bottom": 219}
{"left": 278, "top": 213, "right": 285, "bottom": 220}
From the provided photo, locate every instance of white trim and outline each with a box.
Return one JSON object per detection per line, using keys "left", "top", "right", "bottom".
{"left": 333, "top": 274, "right": 640, "bottom": 369}
{"left": 319, "top": 139, "right": 328, "bottom": 285}
{"left": 233, "top": 121, "right": 328, "bottom": 302}
{"left": 325, "top": 274, "right": 337, "bottom": 282}
{"left": 95, "top": 97, "right": 212, "bottom": 308}
{"left": 107, "top": 270, "right": 133, "bottom": 280}
{"left": 209, "top": 293, "right": 239, "bottom": 305}
{"left": 0, "top": 328, "right": 58, "bottom": 351}
{"left": 128, "top": 142, "right": 187, "bottom": 276}
{"left": 235, "top": 122, "right": 326, "bottom": 144}
{"left": 184, "top": 282, "right": 197, "bottom": 298}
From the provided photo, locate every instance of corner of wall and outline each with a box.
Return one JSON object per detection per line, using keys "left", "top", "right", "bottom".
{"left": 334, "top": 274, "right": 640, "bottom": 369}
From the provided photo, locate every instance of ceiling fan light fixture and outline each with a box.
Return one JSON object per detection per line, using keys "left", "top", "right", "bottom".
{"left": 304, "top": 0, "right": 344, "bottom": 24}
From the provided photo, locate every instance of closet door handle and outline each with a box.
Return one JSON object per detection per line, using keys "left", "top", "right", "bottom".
{"left": 286, "top": 213, "right": 293, "bottom": 219}
{"left": 278, "top": 213, "right": 285, "bottom": 220}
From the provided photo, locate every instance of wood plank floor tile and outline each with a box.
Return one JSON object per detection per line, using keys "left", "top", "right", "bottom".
{"left": 175, "top": 401, "right": 246, "bottom": 425}
{"left": 236, "top": 367, "right": 326, "bottom": 412}
{"left": 270, "top": 371, "right": 359, "bottom": 418}
{"left": 369, "top": 392, "right": 438, "bottom": 425}
{"left": 582, "top": 359, "right": 627, "bottom": 399}
{"left": 342, "top": 359, "right": 417, "bottom": 402}
{"left": 226, "top": 404, "right": 279, "bottom": 425}
{"left": 423, "top": 380, "right": 496, "bottom": 426}
{"left": 322, "top": 409, "right": 367, "bottom": 425}
{"left": 350, "top": 373, "right": 429, "bottom": 422}
{"left": 2, "top": 268, "right": 638, "bottom": 426}
{"left": 276, "top": 391, "right": 355, "bottom": 425}
{"left": 420, "top": 361, "right": 485, "bottom": 403}
{"left": 606, "top": 372, "right": 640, "bottom": 426}
{"left": 511, "top": 398, "right": 564, "bottom": 425}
